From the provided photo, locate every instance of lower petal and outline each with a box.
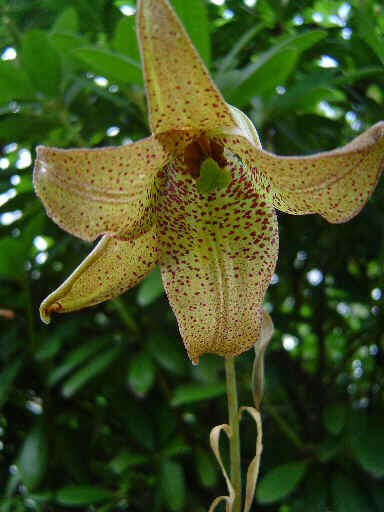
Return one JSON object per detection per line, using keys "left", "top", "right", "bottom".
{"left": 40, "top": 227, "right": 158, "bottom": 323}
{"left": 158, "top": 154, "right": 278, "bottom": 362}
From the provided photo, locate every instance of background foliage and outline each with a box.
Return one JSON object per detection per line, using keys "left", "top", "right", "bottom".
{"left": 0, "top": 0, "right": 384, "bottom": 510}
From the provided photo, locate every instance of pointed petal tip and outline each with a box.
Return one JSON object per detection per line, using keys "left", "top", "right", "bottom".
{"left": 373, "top": 121, "right": 384, "bottom": 140}
{"left": 40, "top": 300, "right": 61, "bottom": 324}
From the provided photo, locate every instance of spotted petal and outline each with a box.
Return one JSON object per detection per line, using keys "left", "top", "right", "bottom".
{"left": 221, "top": 110, "right": 384, "bottom": 223}
{"left": 40, "top": 227, "right": 158, "bottom": 323}
{"left": 33, "top": 135, "right": 182, "bottom": 242}
{"left": 157, "top": 152, "right": 278, "bottom": 362}
{"left": 137, "top": 0, "right": 235, "bottom": 133}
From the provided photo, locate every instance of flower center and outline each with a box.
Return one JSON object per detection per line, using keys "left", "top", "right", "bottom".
{"left": 183, "top": 136, "right": 231, "bottom": 194}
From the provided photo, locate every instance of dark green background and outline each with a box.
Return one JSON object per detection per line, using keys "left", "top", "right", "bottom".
{"left": 0, "top": 0, "right": 383, "bottom": 510}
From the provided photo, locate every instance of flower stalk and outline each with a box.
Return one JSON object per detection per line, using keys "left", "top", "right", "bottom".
{"left": 225, "top": 356, "right": 242, "bottom": 512}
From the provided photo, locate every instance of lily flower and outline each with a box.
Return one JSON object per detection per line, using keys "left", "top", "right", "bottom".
{"left": 34, "top": 0, "right": 384, "bottom": 363}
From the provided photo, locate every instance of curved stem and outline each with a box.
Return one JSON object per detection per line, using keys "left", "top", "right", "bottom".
{"left": 225, "top": 356, "right": 241, "bottom": 512}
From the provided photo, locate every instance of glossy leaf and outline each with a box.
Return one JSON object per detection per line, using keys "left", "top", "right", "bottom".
{"left": 125, "top": 402, "right": 155, "bottom": 451}
{"left": 52, "top": 7, "right": 79, "bottom": 33}
{"left": 56, "top": 485, "right": 112, "bottom": 506}
{"left": 109, "top": 450, "right": 148, "bottom": 473}
{"left": 47, "top": 337, "right": 110, "bottom": 387}
{"left": 0, "top": 62, "right": 34, "bottom": 104}
{"left": 256, "top": 460, "right": 308, "bottom": 504}
{"left": 127, "top": 350, "right": 155, "bottom": 396}
{"left": 228, "top": 48, "right": 298, "bottom": 106}
{"left": 148, "top": 333, "right": 189, "bottom": 376}
{"left": 356, "top": 3, "right": 384, "bottom": 64}
{"left": 0, "top": 357, "right": 23, "bottom": 407}
{"left": 61, "top": 346, "right": 121, "bottom": 397}
{"left": 160, "top": 460, "right": 186, "bottom": 511}
{"left": 112, "top": 16, "right": 140, "bottom": 63}
{"left": 72, "top": 48, "right": 142, "bottom": 84}
{"left": 331, "top": 473, "right": 371, "bottom": 512}
{"left": 348, "top": 413, "right": 384, "bottom": 477}
{"left": 18, "top": 423, "right": 48, "bottom": 491}
{"left": 323, "top": 402, "right": 347, "bottom": 435}
{"left": 50, "top": 33, "right": 86, "bottom": 55}
{"left": 171, "top": 382, "right": 226, "bottom": 406}
{"left": 195, "top": 448, "right": 218, "bottom": 487}
{"left": 0, "top": 116, "right": 57, "bottom": 142}
{"left": 21, "top": 30, "right": 62, "bottom": 96}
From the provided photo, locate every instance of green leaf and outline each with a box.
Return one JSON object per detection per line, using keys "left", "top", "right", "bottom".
{"left": 256, "top": 460, "right": 308, "bottom": 504}
{"left": 0, "top": 237, "right": 31, "bottom": 278}
{"left": 50, "top": 33, "right": 86, "bottom": 55}
{"left": 323, "top": 402, "right": 347, "bottom": 435}
{"left": 18, "top": 422, "right": 48, "bottom": 491}
{"left": 348, "top": 413, "right": 384, "bottom": 477}
{"left": 298, "top": 471, "right": 328, "bottom": 512}
{"left": 0, "top": 115, "right": 57, "bottom": 142}
{"left": 127, "top": 351, "right": 155, "bottom": 396}
{"left": 277, "top": 29, "right": 326, "bottom": 52}
{"left": 125, "top": 402, "right": 155, "bottom": 451}
{"left": 61, "top": 346, "right": 121, "bottom": 398}
{"left": 170, "top": 0, "right": 210, "bottom": 67}
{"left": 0, "top": 356, "right": 23, "bottom": 407}
{"left": 35, "top": 337, "right": 62, "bottom": 362}
{"left": 148, "top": 333, "right": 189, "bottom": 376}
{"left": 0, "top": 216, "right": 44, "bottom": 279}
{"left": 218, "top": 24, "right": 267, "bottom": 74}
{"left": 112, "top": 16, "right": 140, "bottom": 63}
{"left": 137, "top": 267, "right": 164, "bottom": 306}
{"left": 315, "top": 436, "right": 342, "bottom": 463}
{"left": 269, "top": 69, "right": 338, "bottom": 112}
{"left": 171, "top": 382, "right": 226, "bottom": 406}
{"left": 229, "top": 48, "right": 299, "bottom": 107}
{"left": 109, "top": 449, "right": 148, "bottom": 473}
{"left": 56, "top": 485, "right": 112, "bottom": 506}
{"left": 21, "top": 30, "right": 62, "bottom": 96}
{"left": 195, "top": 448, "right": 218, "bottom": 487}
{"left": 331, "top": 473, "right": 371, "bottom": 512}
{"left": 226, "top": 29, "right": 325, "bottom": 106}
{"left": 52, "top": 7, "right": 79, "bottom": 33}
{"left": 47, "top": 337, "right": 110, "bottom": 387}
{"left": 161, "top": 436, "right": 190, "bottom": 458}
{"left": 368, "top": 480, "right": 384, "bottom": 510}
{"left": 356, "top": 4, "right": 384, "bottom": 65}
{"left": 0, "top": 62, "right": 34, "bottom": 104}
{"left": 72, "top": 48, "right": 142, "bottom": 85}
{"left": 160, "top": 460, "right": 186, "bottom": 511}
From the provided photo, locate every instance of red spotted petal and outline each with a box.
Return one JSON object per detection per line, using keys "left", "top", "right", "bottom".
{"left": 33, "top": 132, "right": 193, "bottom": 242}
{"left": 157, "top": 150, "right": 278, "bottom": 362}
{"left": 219, "top": 111, "right": 384, "bottom": 223}
{"left": 137, "top": 0, "right": 235, "bottom": 133}
{"left": 40, "top": 227, "right": 158, "bottom": 324}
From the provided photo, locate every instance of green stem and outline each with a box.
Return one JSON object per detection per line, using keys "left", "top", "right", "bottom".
{"left": 225, "top": 356, "right": 242, "bottom": 511}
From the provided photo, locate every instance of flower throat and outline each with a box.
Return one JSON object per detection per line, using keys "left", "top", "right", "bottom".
{"left": 183, "top": 136, "right": 231, "bottom": 195}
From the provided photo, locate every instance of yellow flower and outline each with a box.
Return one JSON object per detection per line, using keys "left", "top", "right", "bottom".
{"left": 34, "top": 0, "right": 384, "bottom": 363}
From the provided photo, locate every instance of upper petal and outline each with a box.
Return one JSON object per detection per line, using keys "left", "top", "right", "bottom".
{"left": 157, "top": 150, "right": 278, "bottom": 362}
{"left": 34, "top": 133, "right": 184, "bottom": 242}
{"left": 220, "top": 112, "right": 384, "bottom": 223}
{"left": 40, "top": 226, "right": 158, "bottom": 323}
{"left": 137, "top": 0, "right": 235, "bottom": 133}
